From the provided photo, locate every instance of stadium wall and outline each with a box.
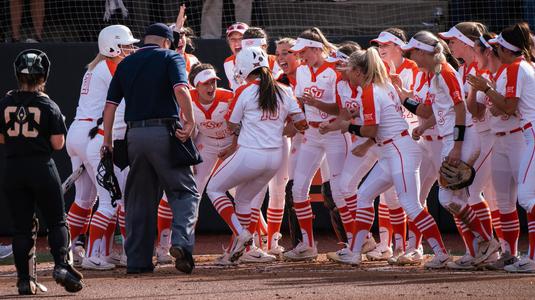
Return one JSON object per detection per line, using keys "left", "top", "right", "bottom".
{"left": 0, "top": 40, "right": 526, "bottom": 235}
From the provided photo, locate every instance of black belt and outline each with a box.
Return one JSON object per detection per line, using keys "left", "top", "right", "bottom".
{"left": 127, "top": 118, "right": 177, "bottom": 129}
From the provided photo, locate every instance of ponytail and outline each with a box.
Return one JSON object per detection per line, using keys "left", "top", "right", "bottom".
{"left": 251, "top": 67, "right": 283, "bottom": 114}
{"left": 87, "top": 53, "right": 107, "bottom": 71}
{"left": 502, "top": 22, "right": 533, "bottom": 62}
{"left": 348, "top": 48, "right": 389, "bottom": 87}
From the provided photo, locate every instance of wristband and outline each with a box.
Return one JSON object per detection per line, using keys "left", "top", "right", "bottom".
{"left": 348, "top": 124, "right": 363, "bottom": 137}
{"left": 453, "top": 125, "right": 466, "bottom": 141}
{"left": 402, "top": 98, "right": 420, "bottom": 114}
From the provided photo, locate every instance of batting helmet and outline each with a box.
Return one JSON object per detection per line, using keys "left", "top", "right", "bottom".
{"left": 13, "top": 49, "right": 51, "bottom": 81}
{"left": 234, "top": 46, "right": 269, "bottom": 83}
{"left": 98, "top": 25, "right": 139, "bottom": 58}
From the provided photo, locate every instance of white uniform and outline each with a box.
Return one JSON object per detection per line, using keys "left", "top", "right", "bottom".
{"left": 425, "top": 62, "right": 481, "bottom": 210}
{"left": 206, "top": 81, "right": 302, "bottom": 235}
{"left": 505, "top": 58, "right": 535, "bottom": 217}
{"left": 292, "top": 62, "right": 351, "bottom": 209}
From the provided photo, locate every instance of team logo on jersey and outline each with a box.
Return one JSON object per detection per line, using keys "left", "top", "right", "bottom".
{"left": 506, "top": 86, "right": 515, "bottom": 95}
{"left": 363, "top": 113, "right": 375, "bottom": 122}
{"left": 426, "top": 93, "right": 436, "bottom": 104}
{"left": 304, "top": 86, "right": 324, "bottom": 99}
{"left": 201, "top": 120, "right": 223, "bottom": 129}
{"left": 81, "top": 72, "right": 92, "bottom": 95}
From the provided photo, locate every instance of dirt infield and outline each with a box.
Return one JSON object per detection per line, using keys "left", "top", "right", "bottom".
{"left": 1, "top": 234, "right": 534, "bottom": 299}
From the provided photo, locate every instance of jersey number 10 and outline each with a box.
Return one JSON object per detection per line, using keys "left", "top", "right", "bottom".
{"left": 260, "top": 108, "right": 280, "bottom": 121}
{"left": 4, "top": 106, "right": 41, "bottom": 137}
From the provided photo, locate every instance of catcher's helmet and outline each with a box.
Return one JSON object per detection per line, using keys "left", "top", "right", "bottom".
{"left": 98, "top": 24, "right": 139, "bottom": 58}
{"left": 13, "top": 49, "right": 51, "bottom": 81}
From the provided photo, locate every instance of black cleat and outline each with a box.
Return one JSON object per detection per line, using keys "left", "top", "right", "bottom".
{"left": 170, "top": 246, "right": 194, "bottom": 274}
{"left": 53, "top": 264, "right": 84, "bottom": 293}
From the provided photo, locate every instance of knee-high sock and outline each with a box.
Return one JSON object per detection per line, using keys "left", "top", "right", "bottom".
{"left": 528, "top": 207, "right": 535, "bottom": 260}
{"left": 345, "top": 195, "right": 358, "bottom": 219}
{"left": 213, "top": 196, "right": 242, "bottom": 235}
{"left": 350, "top": 207, "right": 374, "bottom": 252}
{"left": 412, "top": 210, "right": 446, "bottom": 256}
{"left": 267, "top": 208, "right": 284, "bottom": 250}
{"left": 67, "top": 202, "right": 92, "bottom": 243}
{"left": 490, "top": 209, "right": 504, "bottom": 249}
{"left": 389, "top": 207, "right": 406, "bottom": 252}
{"left": 454, "top": 216, "right": 476, "bottom": 257}
{"left": 378, "top": 203, "right": 392, "bottom": 248}
{"left": 294, "top": 200, "right": 314, "bottom": 247}
{"left": 87, "top": 212, "right": 112, "bottom": 257}
{"left": 408, "top": 220, "right": 423, "bottom": 250}
{"left": 157, "top": 198, "right": 173, "bottom": 249}
{"left": 457, "top": 205, "right": 491, "bottom": 241}
{"left": 118, "top": 205, "right": 126, "bottom": 242}
{"left": 500, "top": 211, "right": 520, "bottom": 255}
{"left": 471, "top": 201, "right": 493, "bottom": 241}
{"left": 338, "top": 206, "right": 355, "bottom": 247}
{"left": 103, "top": 213, "right": 117, "bottom": 256}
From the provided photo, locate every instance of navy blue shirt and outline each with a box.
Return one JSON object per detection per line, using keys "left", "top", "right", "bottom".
{"left": 106, "top": 44, "right": 189, "bottom": 121}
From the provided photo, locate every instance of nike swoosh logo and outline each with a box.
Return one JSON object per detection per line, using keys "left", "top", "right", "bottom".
{"left": 93, "top": 261, "right": 101, "bottom": 266}
{"left": 518, "top": 262, "right": 530, "bottom": 268}
{"left": 250, "top": 254, "right": 262, "bottom": 259}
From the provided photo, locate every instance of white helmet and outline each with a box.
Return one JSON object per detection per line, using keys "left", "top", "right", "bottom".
{"left": 98, "top": 25, "right": 139, "bottom": 57}
{"left": 234, "top": 46, "right": 269, "bottom": 83}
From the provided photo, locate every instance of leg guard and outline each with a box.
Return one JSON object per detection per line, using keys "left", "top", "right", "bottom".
{"left": 322, "top": 181, "right": 347, "bottom": 243}
{"left": 284, "top": 180, "right": 302, "bottom": 247}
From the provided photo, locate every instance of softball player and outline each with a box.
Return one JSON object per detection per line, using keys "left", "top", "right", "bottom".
{"left": 206, "top": 46, "right": 307, "bottom": 262}
{"left": 398, "top": 31, "right": 500, "bottom": 268}
{"left": 224, "top": 22, "right": 249, "bottom": 90}
{"left": 66, "top": 25, "right": 138, "bottom": 266}
{"left": 439, "top": 23, "right": 498, "bottom": 269}
{"left": 470, "top": 23, "right": 535, "bottom": 272}
{"left": 322, "top": 48, "right": 449, "bottom": 268}
{"left": 469, "top": 32, "right": 523, "bottom": 269}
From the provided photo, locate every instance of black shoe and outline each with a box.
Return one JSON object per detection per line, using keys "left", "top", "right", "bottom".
{"left": 53, "top": 264, "right": 84, "bottom": 293}
{"left": 17, "top": 279, "right": 37, "bottom": 295}
{"left": 170, "top": 246, "right": 194, "bottom": 274}
{"left": 126, "top": 266, "right": 154, "bottom": 274}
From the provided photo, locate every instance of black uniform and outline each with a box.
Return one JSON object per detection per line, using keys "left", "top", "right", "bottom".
{"left": 0, "top": 90, "right": 69, "bottom": 281}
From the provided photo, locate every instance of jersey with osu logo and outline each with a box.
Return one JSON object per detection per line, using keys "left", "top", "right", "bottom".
{"left": 295, "top": 62, "right": 339, "bottom": 122}
{"left": 336, "top": 79, "right": 361, "bottom": 124}
{"left": 191, "top": 88, "right": 234, "bottom": 139}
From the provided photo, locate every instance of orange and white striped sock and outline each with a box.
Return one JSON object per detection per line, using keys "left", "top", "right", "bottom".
{"left": 248, "top": 208, "right": 261, "bottom": 235}
{"left": 294, "top": 200, "right": 314, "bottom": 247}
{"left": 389, "top": 207, "right": 407, "bottom": 252}
{"left": 103, "top": 213, "right": 117, "bottom": 256}
{"left": 87, "top": 212, "right": 112, "bottom": 257}
{"left": 378, "top": 203, "right": 393, "bottom": 248}
{"left": 490, "top": 209, "right": 504, "bottom": 248}
{"left": 157, "top": 198, "right": 173, "bottom": 248}
{"left": 407, "top": 220, "right": 423, "bottom": 250}
{"left": 413, "top": 210, "right": 446, "bottom": 256}
{"left": 213, "top": 196, "right": 242, "bottom": 235}
{"left": 236, "top": 211, "right": 252, "bottom": 249}
{"left": 267, "top": 208, "right": 284, "bottom": 249}
{"left": 338, "top": 206, "right": 355, "bottom": 246}
{"left": 457, "top": 205, "right": 491, "bottom": 241}
{"left": 471, "top": 201, "right": 493, "bottom": 240}
{"left": 350, "top": 207, "right": 374, "bottom": 252}
{"left": 67, "top": 202, "right": 92, "bottom": 242}
{"left": 454, "top": 216, "right": 476, "bottom": 257}
{"left": 345, "top": 195, "right": 358, "bottom": 219}
{"left": 528, "top": 207, "right": 535, "bottom": 260}
{"left": 118, "top": 205, "right": 126, "bottom": 241}
{"left": 500, "top": 211, "right": 520, "bottom": 255}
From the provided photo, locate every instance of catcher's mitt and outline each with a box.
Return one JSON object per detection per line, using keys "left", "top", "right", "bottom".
{"left": 438, "top": 160, "right": 476, "bottom": 190}
{"left": 96, "top": 148, "right": 122, "bottom": 207}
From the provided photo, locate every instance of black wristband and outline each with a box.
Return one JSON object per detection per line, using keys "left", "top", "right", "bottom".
{"left": 453, "top": 125, "right": 466, "bottom": 141}
{"left": 402, "top": 98, "right": 420, "bottom": 114}
{"left": 348, "top": 124, "right": 363, "bottom": 137}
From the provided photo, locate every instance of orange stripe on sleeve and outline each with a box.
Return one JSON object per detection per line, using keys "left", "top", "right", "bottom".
{"left": 505, "top": 61, "right": 521, "bottom": 99}
{"left": 440, "top": 63, "right": 463, "bottom": 105}
{"left": 361, "top": 84, "right": 377, "bottom": 125}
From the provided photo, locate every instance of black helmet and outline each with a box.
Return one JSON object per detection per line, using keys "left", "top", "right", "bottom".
{"left": 13, "top": 49, "right": 51, "bottom": 81}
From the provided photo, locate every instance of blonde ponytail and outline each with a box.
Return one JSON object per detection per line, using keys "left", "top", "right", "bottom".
{"left": 348, "top": 48, "right": 389, "bottom": 87}
{"left": 87, "top": 53, "right": 106, "bottom": 71}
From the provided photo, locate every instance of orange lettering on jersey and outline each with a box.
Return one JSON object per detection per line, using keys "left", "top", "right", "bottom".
{"left": 81, "top": 72, "right": 92, "bottom": 95}
{"left": 361, "top": 84, "right": 377, "bottom": 125}
{"left": 304, "top": 86, "right": 325, "bottom": 98}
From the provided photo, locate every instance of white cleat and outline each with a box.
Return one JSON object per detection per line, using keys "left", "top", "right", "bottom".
{"left": 488, "top": 252, "right": 519, "bottom": 270}
{"left": 214, "top": 251, "right": 237, "bottom": 266}
{"left": 366, "top": 244, "right": 393, "bottom": 261}
{"left": 361, "top": 237, "right": 377, "bottom": 254}
{"left": 446, "top": 253, "right": 475, "bottom": 270}
{"left": 504, "top": 256, "right": 535, "bottom": 273}
{"left": 397, "top": 245, "right": 424, "bottom": 266}
{"left": 283, "top": 241, "right": 318, "bottom": 261}
{"left": 229, "top": 230, "right": 253, "bottom": 262}
{"left": 104, "top": 252, "right": 127, "bottom": 267}
{"left": 81, "top": 256, "right": 115, "bottom": 270}
{"left": 424, "top": 253, "right": 451, "bottom": 269}
{"left": 240, "top": 246, "right": 277, "bottom": 263}
{"left": 72, "top": 245, "right": 85, "bottom": 267}
{"left": 472, "top": 238, "right": 501, "bottom": 265}
{"left": 267, "top": 233, "right": 285, "bottom": 256}
{"left": 327, "top": 246, "right": 361, "bottom": 266}
{"left": 156, "top": 246, "right": 174, "bottom": 265}
{"left": 387, "top": 248, "right": 404, "bottom": 265}
{"left": 475, "top": 251, "right": 499, "bottom": 269}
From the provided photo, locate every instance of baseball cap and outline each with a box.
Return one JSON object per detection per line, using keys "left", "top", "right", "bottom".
{"left": 371, "top": 31, "right": 406, "bottom": 47}
{"left": 145, "top": 23, "right": 174, "bottom": 41}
